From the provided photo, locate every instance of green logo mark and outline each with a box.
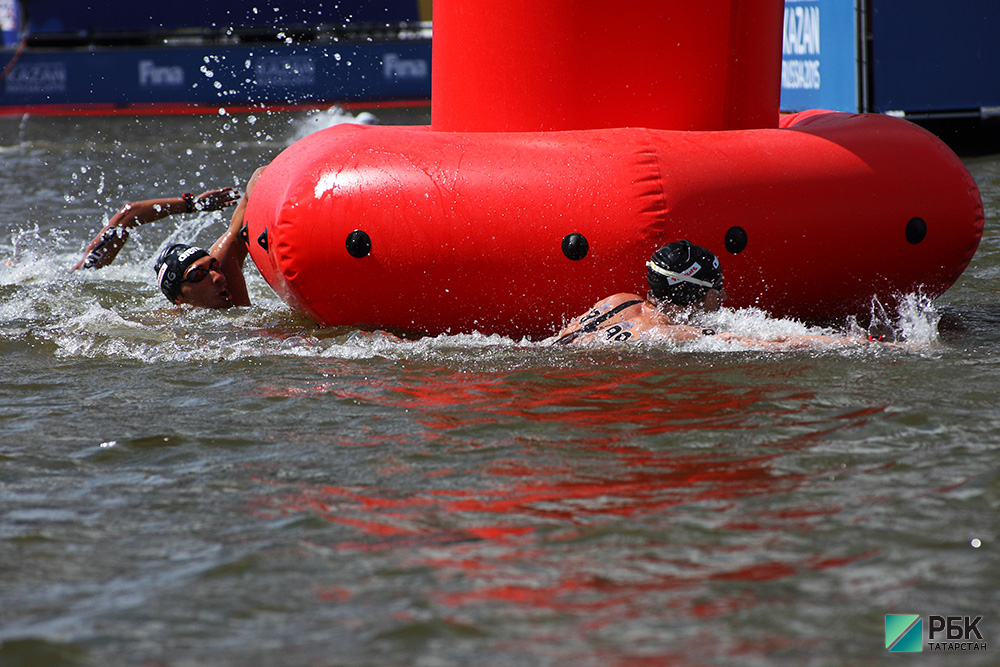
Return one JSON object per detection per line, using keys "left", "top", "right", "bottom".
{"left": 886, "top": 614, "right": 923, "bottom": 652}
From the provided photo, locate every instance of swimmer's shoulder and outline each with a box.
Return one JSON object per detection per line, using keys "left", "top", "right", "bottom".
{"left": 578, "top": 293, "right": 645, "bottom": 324}
{"left": 590, "top": 293, "right": 646, "bottom": 314}
{"left": 550, "top": 293, "right": 646, "bottom": 345}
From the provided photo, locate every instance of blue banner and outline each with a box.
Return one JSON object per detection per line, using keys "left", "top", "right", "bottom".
{"left": 871, "top": 0, "right": 1000, "bottom": 115}
{"left": 779, "top": 0, "right": 859, "bottom": 113}
{"left": 1, "top": 41, "right": 430, "bottom": 108}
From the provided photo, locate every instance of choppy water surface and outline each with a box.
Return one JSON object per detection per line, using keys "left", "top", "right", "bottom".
{"left": 1, "top": 109, "right": 998, "bottom": 667}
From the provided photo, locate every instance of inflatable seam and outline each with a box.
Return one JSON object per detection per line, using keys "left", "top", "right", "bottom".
{"left": 636, "top": 128, "right": 670, "bottom": 243}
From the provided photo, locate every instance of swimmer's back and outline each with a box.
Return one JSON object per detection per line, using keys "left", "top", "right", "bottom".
{"left": 552, "top": 293, "right": 706, "bottom": 345}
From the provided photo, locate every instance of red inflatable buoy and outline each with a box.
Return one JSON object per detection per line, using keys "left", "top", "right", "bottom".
{"left": 243, "top": 111, "right": 982, "bottom": 336}
{"left": 243, "top": 0, "right": 983, "bottom": 336}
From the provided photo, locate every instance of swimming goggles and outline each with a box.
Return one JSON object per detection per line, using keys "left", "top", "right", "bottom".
{"left": 182, "top": 258, "right": 221, "bottom": 284}
{"left": 646, "top": 261, "right": 722, "bottom": 289}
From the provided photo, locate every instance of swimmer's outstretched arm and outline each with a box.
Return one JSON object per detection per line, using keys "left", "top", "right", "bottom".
{"left": 72, "top": 188, "right": 240, "bottom": 270}
{"left": 209, "top": 169, "right": 264, "bottom": 308}
{"left": 715, "top": 330, "right": 888, "bottom": 350}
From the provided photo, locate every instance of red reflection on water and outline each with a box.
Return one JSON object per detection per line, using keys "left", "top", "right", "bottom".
{"left": 256, "top": 365, "right": 819, "bottom": 440}
{"left": 249, "top": 363, "right": 886, "bottom": 663}
{"left": 385, "top": 368, "right": 766, "bottom": 434}
{"left": 250, "top": 441, "right": 864, "bottom": 599}
{"left": 254, "top": 447, "right": 791, "bottom": 534}
{"left": 252, "top": 443, "right": 867, "bottom": 665}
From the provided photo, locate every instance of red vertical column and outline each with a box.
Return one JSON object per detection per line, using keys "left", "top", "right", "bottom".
{"left": 431, "top": 0, "right": 784, "bottom": 133}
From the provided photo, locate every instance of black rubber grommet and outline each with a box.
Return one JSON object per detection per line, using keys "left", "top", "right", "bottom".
{"left": 906, "top": 217, "right": 927, "bottom": 245}
{"left": 346, "top": 230, "right": 372, "bottom": 258}
{"left": 725, "top": 226, "right": 748, "bottom": 254}
{"left": 562, "top": 232, "right": 589, "bottom": 261}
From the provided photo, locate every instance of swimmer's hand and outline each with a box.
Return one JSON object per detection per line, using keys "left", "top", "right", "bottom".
{"left": 192, "top": 188, "right": 241, "bottom": 212}
{"left": 866, "top": 322, "right": 899, "bottom": 343}
{"left": 74, "top": 225, "right": 129, "bottom": 270}
{"left": 72, "top": 188, "right": 239, "bottom": 270}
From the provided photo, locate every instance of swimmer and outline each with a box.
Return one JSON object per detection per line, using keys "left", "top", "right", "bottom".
{"left": 550, "top": 240, "right": 878, "bottom": 349}
{"left": 73, "top": 168, "right": 264, "bottom": 309}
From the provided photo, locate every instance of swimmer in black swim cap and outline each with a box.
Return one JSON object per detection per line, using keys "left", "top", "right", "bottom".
{"left": 72, "top": 168, "right": 267, "bottom": 310}
{"left": 550, "top": 240, "right": 882, "bottom": 349}
{"left": 551, "top": 240, "right": 728, "bottom": 345}
{"left": 646, "top": 239, "right": 725, "bottom": 308}
{"left": 153, "top": 243, "right": 237, "bottom": 309}
{"left": 155, "top": 244, "right": 206, "bottom": 298}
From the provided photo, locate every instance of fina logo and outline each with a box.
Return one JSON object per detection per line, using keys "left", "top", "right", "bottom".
{"left": 383, "top": 53, "right": 428, "bottom": 80}
{"left": 139, "top": 60, "right": 185, "bottom": 87}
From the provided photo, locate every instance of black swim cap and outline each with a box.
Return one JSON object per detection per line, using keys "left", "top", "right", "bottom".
{"left": 646, "top": 240, "right": 723, "bottom": 306}
{"left": 155, "top": 243, "right": 209, "bottom": 302}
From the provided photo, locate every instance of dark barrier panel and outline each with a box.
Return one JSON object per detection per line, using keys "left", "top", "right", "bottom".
{"left": 871, "top": 0, "right": 1000, "bottom": 115}
{"left": 24, "top": 0, "right": 421, "bottom": 35}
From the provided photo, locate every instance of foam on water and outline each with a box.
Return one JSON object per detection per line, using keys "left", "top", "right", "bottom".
{"left": 892, "top": 291, "right": 941, "bottom": 346}
{"left": 287, "top": 105, "right": 380, "bottom": 143}
{"left": 0, "top": 223, "right": 944, "bottom": 364}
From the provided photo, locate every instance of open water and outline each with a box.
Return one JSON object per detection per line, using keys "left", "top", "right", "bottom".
{"left": 1, "top": 107, "right": 998, "bottom": 667}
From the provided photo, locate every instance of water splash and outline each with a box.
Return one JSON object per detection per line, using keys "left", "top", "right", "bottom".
{"left": 695, "top": 306, "right": 840, "bottom": 342}
{"left": 892, "top": 291, "right": 940, "bottom": 347}
{"left": 287, "top": 106, "right": 380, "bottom": 143}
{"left": 0, "top": 219, "right": 945, "bottom": 366}
{"left": 848, "top": 291, "right": 941, "bottom": 348}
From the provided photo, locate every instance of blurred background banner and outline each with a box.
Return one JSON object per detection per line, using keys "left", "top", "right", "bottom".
{"left": 0, "top": 0, "right": 431, "bottom": 114}
{"left": 779, "top": 0, "right": 1000, "bottom": 125}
